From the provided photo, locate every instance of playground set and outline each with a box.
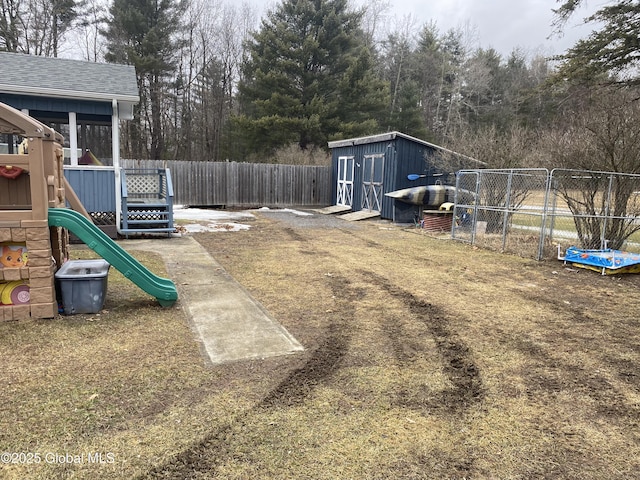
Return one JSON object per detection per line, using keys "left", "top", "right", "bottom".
{"left": 0, "top": 102, "right": 177, "bottom": 320}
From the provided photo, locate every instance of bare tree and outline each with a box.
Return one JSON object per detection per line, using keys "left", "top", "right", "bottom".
{"left": 0, "top": 0, "right": 79, "bottom": 56}
{"left": 440, "top": 124, "right": 543, "bottom": 233}
{"left": 359, "top": 0, "right": 391, "bottom": 49}
{"left": 72, "top": 0, "right": 105, "bottom": 62}
{"left": 0, "top": 0, "right": 22, "bottom": 51}
{"left": 543, "top": 87, "right": 640, "bottom": 249}
{"left": 166, "top": 0, "right": 258, "bottom": 161}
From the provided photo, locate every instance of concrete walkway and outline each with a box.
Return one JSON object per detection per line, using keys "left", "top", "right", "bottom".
{"left": 121, "top": 236, "right": 304, "bottom": 365}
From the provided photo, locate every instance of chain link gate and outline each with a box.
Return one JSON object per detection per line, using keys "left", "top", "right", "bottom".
{"left": 452, "top": 169, "right": 551, "bottom": 260}
{"left": 548, "top": 169, "right": 640, "bottom": 253}
{"left": 450, "top": 168, "right": 640, "bottom": 260}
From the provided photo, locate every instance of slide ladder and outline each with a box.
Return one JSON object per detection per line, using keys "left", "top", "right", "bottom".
{"left": 48, "top": 208, "right": 178, "bottom": 307}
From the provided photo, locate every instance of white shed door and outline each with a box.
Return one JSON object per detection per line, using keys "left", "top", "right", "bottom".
{"left": 362, "top": 154, "right": 384, "bottom": 212}
{"left": 336, "top": 156, "right": 354, "bottom": 207}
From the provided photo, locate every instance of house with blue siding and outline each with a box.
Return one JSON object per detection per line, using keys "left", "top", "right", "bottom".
{"left": 0, "top": 52, "right": 140, "bottom": 236}
{"left": 328, "top": 131, "right": 476, "bottom": 223}
{"left": 0, "top": 53, "right": 174, "bottom": 237}
{"left": 0, "top": 51, "right": 138, "bottom": 165}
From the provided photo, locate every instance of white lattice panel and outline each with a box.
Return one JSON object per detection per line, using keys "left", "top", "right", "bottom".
{"left": 127, "top": 175, "right": 157, "bottom": 194}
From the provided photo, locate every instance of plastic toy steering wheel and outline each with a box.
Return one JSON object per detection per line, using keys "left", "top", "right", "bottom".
{"left": 0, "top": 166, "right": 24, "bottom": 179}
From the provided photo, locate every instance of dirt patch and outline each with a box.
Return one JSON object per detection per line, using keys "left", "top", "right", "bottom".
{"left": 258, "top": 274, "right": 358, "bottom": 409}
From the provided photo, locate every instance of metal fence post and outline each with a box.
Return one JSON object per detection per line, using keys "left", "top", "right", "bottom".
{"left": 501, "top": 170, "right": 513, "bottom": 252}
{"left": 537, "top": 168, "right": 551, "bottom": 261}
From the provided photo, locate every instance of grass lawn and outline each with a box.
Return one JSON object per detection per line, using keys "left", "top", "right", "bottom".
{"left": 1, "top": 214, "right": 639, "bottom": 479}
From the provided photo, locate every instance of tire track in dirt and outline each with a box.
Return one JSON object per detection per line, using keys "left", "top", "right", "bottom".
{"left": 506, "top": 331, "right": 640, "bottom": 477}
{"left": 137, "top": 274, "right": 359, "bottom": 479}
{"left": 151, "top": 220, "right": 478, "bottom": 479}
{"left": 514, "top": 333, "right": 640, "bottom": 426}
{"left": 258, "top": 273, "right": 356, "bottom": 408}
{"left": 363, "top": 270, "right": 484, "bottom": 412}
{"left": 278, "top": 223, "right": 484, "bottom": 411}
{"left": 282, "top": 226, "right": 306, "bottom": 242}
{"left": 357, "top": 269, "right": 481, "bottom": 480}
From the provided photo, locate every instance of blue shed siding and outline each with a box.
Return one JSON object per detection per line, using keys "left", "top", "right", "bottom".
{"left": 331, "top": 140, "right": 393, "bottom": 216}
{"left": 64, "top": 168, "right": 116, "bottom": 213}
{"left": 330, "top": 133, "right": 445, "bottom": 222}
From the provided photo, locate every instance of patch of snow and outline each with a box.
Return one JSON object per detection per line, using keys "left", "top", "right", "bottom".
{"left": 173, "top": 205, "right": 254, "bottom": 222}
{"left": 182, "top": 222, "right": 251, "bottom": 233}
{"left": 172, "top": 206, "right": 311, "bottom": 233}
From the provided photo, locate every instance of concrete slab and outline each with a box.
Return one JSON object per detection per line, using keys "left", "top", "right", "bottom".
{"left": 120, "top": 236, "right": 304, "bottom": 365}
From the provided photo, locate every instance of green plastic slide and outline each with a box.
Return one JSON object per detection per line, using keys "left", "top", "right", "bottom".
{"left": 48, "top": 208, "right": 178, "bottom": 307}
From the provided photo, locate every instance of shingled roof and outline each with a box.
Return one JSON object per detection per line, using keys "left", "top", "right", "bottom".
{"left": 0, "top": 52, "right": 139, "bottom": 102}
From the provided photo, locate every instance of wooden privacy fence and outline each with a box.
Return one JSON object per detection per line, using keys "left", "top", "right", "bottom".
{"left": 120, "top": 160, "right": 333, "bottom": 207}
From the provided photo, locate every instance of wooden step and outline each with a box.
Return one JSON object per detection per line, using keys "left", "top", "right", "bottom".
{"left": 124, "top": 219, "right": 171, "bottom": 225}
{"left": 120, "top": 227, "right": 175, "bottom": 234}
{"left": 126, "top": 203, "right": 170, "bottom": 210}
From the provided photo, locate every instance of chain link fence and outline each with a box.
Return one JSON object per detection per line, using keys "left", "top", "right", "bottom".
{"left": 450, "top": 168, "right": 640, "bottom": 260}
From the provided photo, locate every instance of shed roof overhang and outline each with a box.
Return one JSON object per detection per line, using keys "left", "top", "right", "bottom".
{"left": 328, "top": 131, "right": 457, "bottom": 152}
{"left": 328, "top": 131, "right": 486, "bottom": 166}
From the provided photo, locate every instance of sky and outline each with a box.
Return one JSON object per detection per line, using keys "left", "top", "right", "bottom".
{"left": 384, "top": 0, "right": 601, "bottom": 58}
{"left": 256, "top": 0, "right": 603, "bottom": 59}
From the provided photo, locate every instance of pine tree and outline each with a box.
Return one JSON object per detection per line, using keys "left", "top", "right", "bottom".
{"left": 554, "top": 0, "right": 640, "bottom": 85}
{"left": 103, "top": 0, "right": 186, "bottom": 159}
{"left": 234, "top": 0, "right": 389, "bottom": 156}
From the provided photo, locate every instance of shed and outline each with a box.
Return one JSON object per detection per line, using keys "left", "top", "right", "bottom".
{"left": 328, "top": 131, "right": 473, "bottom": 223}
